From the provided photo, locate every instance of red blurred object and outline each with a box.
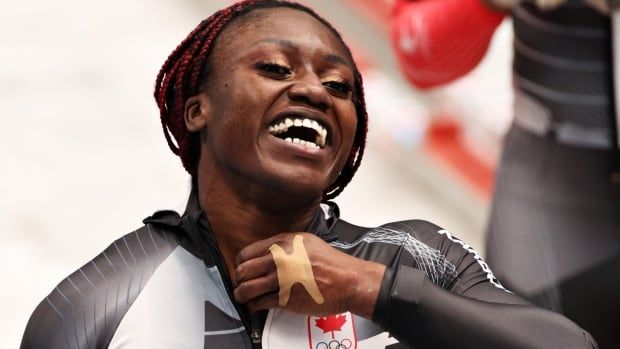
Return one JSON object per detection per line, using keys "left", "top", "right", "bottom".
{"left": 390, "top": 0, "right": 504, "bottom": 89}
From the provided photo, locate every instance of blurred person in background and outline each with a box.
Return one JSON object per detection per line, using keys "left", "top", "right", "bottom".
{"left": 19, "top": 0, "right": 598, "bottom": 348}
{"left": 391, "top": 0, "right": 620, "bottom": 346}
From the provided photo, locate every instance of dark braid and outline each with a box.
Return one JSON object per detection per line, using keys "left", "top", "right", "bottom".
{"left": 154, "top": 0, "right": 368, "bottom": 201}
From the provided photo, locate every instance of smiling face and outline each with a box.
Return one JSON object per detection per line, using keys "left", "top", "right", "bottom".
{"left": 188, "top": 7, "right": 359, "bottom": 202}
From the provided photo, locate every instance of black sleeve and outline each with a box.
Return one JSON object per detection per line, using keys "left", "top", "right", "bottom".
{"left": 371, "top": 222, "right": 598, "bottom": 349}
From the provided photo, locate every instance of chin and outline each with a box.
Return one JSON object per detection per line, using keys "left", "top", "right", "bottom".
{"left": 265, "top": 172, "right": 329, "bottom": 202}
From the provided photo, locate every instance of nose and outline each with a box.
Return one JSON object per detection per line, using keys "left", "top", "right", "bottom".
{"left": 286, "top": 73, "right": 331, "bottom": 111}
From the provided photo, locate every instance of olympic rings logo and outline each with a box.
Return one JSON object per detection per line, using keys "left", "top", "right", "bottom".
{"left": 315, "top": 338, "right": 353, "bottom": 349}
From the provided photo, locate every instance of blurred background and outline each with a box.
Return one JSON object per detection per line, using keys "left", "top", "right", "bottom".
{"left": 0, "top": 0, "right": 513, "bottom": 347}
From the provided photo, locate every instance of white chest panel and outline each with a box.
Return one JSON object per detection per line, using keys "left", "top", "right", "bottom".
{"left": 262, "top": 309, "right": 398, "bottom": 349}
{"left": 108, "top": 247, "right": 243, "bottom": 348}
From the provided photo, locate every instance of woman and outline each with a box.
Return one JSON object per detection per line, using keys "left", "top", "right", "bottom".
{"left": 21, "top": 1, "right": 596, "bottom": 348}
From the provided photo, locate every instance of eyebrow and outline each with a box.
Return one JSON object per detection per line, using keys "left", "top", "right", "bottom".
{"left": 250, "top": 38, "right": 353, "bottom": 68}
{"left": 324, "top": 54, "right": 351, "bottom": 67}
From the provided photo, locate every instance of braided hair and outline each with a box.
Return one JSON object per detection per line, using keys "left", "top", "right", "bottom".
{"left": 154, "top": 0, "right": 368, "bottom": 200}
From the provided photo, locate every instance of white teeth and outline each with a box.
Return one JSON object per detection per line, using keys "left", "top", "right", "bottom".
{"left": 268, "top": 117, "right": 328, "bottom": 148}
{"left": 305, "top": 141, "right": 318, "bottom": 149}
{"left": 284, "top": 136, "right": 317, "bottom": 149}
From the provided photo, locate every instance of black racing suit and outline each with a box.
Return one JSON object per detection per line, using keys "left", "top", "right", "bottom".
{"left": 21, "top": 191, "right": 597, "bottom": 348}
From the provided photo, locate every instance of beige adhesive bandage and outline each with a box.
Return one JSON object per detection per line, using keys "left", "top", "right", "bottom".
{"left": 269, "top": 234, "right": 325, "bottom": 307}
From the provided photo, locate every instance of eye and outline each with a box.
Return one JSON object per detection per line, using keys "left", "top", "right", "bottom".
{"left": 323, "top": 79, "right": 352, "bottom": 96}
{"left": 255, "top": 62, "right": 291, "bottom": 77}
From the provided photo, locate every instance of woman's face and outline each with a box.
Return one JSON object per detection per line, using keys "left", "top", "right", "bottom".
{"left": 195, "top": 7, "right": 358, "bottom": 199}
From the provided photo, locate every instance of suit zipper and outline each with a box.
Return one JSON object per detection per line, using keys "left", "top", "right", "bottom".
{"left": 203, "top": 235, "right": 263, "bottom": 347}
{"left": 250, "top": 315, "right": 262, "bottom": 344}
{"left": 194, "top": 211, "right": 336, "bottom": 348}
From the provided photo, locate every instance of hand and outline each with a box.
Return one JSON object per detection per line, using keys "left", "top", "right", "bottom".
{"left": 232, "top": 232, "right": 386, "bottom": 318}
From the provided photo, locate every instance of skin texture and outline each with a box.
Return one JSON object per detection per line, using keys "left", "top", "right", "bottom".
{"left": 184, "top": 8, "right": 385, "bottom": 319}
{"left": 234, "top": 232, "right": 386, "bottom": 318}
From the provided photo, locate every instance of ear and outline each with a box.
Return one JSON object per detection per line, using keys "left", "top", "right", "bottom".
{"left": 184, "top": 93, "right": 211, "bottom": 133}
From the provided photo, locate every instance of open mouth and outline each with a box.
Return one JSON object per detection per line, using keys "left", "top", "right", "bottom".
{"left": 268, "top": 116, "right": 328, "bottom": 149}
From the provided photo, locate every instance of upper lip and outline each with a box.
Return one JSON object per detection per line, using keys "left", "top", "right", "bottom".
{"left": 268, "top": 107, "right": 334, "bottom": 144}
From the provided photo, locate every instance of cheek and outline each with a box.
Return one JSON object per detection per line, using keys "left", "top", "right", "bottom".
{"left": 329, "top": 104, "right": 359, "bottom": 180}
{"left": 230, "top": 80, "right": 275, "bottom": 122}
{"left": 339, "top": 105, "right": 359, "bottom": 150}
{"left": 218, "top": 90, "right": 264, "bottom": 139}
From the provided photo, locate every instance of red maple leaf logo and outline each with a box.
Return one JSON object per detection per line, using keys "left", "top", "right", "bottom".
{"left": 315, "top": 314, "right": 347, "bottom": 339}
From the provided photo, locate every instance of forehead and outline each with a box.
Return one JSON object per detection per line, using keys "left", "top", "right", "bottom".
{"left": 216, "top": 7, "right": 349, "bottom": 59}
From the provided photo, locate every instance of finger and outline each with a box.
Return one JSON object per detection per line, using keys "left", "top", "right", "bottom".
{"left": 247, "top": 292, "right": 280, "bottom": 312}
{"left": 233, "top": 254, "right": 275, "bottom": 287}
{"left": 235, "top": 233, "right": 291, "bottom": 266}
{"left": 233, "top": 273, "right": 279, "bottom": 304}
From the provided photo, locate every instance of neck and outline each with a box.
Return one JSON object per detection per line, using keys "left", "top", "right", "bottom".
{"left": 196, "top": 175, "right": 321, "bottom": 276}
